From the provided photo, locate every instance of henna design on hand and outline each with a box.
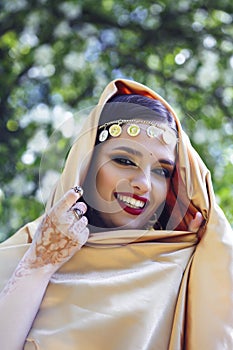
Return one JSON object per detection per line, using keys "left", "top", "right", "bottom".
{"left": 27, "top": 211, "right": 89, "bottom": 268}
{"left": 0, "top": 190, "right": 89, "bottom": 297}
{"left": 30, "top": 214, "right": 79, "bottom": 266}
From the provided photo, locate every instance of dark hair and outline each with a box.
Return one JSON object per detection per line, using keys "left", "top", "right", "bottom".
{"left": 96, "top": 94, "right": 177, "bottom": 144}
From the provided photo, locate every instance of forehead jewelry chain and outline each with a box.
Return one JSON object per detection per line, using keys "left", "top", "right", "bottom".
{"left": 98, "top": 119, "right": 177, "bottom": 145}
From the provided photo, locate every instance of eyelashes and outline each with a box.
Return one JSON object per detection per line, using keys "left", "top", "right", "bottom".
{"left": 152, "top": 168, "right": 172, "bottom": 178}
{"left": 111, "top": 156, "right": 173, "bottom": 178}
{"left": 112, "top": 156, "right": 136, "bottom": 166}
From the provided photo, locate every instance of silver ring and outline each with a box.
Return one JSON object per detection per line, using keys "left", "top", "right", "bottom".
{"left": 72, "top": 208, "right": 83, "bottom": 220}
{"left": 73, "top": 185, "right": 83, "bottom": 197}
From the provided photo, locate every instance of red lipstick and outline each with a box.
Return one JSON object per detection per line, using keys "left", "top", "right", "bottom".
{"left": 114, "top": 192, "right": 148, "bottom": 216}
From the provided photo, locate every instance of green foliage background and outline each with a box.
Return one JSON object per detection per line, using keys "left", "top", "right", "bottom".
{"left": 0, "top": 0, "right": 232, "bottom": 241}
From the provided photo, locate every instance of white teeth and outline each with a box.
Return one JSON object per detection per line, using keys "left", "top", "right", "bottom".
{"left": 117, "top": 194, "right": 145, "bottom": 209}
{"left": 131, "top": 198, "right": 136, "bottom": 206}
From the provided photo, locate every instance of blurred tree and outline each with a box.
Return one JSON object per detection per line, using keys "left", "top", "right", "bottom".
{"left": 0, "top": 0, "right": 232, "bottom": 241}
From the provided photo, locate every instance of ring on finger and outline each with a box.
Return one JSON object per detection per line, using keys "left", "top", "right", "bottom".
{"left": 73, "top": 185, "right": 83, "bottom": 197}
{"left": 72, "top": 208, "right": 83, "bottom": 220}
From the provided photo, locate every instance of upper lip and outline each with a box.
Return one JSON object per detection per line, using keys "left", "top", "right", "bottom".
{"left": 114, "top": 192, "right": 149, "bottom": 209}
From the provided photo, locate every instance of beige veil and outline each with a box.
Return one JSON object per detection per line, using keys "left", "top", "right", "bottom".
{"left": 0, "top": 79, "right": 232, "bottom": 349}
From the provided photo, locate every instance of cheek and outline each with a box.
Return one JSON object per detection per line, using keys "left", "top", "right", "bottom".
{"left": 152, "top": 178, "right": 170, "bottom": 204}
{"left": 96, "top": 165, "right": 116, "bottom": 199}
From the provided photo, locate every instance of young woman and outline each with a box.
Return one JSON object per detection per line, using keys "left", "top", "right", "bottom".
{"left": 0, "top": 79, "right": 232, "bottom": 350}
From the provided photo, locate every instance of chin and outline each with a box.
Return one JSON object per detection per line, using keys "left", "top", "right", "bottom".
{"left": 96, "top": 210, "right": 149, "bottom": 230}
{"left": 112, "top": 218, "right": 147, "bottom": 230}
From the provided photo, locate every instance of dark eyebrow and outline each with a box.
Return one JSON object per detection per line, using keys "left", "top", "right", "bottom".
{"left": 159, "top": 159, "right": 175, "bottom": 167}
{"left": 113, "top": 146, "right": 142, "bottom": 157}
{"left": 112, "top": 147, "right": 175, "bottom": 167}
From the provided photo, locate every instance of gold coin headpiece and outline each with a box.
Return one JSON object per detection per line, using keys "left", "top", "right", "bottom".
{"left": 98, "top": 119, "right": 177, "bottom": 145}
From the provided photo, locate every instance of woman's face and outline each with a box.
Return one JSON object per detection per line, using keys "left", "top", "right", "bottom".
{"left": 83, "top": 123, "right": 176, "bottom": 230}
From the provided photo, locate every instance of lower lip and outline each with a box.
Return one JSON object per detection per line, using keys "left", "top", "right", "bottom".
{"left": 117, "top": 198, "right": 145, "bottom": 216}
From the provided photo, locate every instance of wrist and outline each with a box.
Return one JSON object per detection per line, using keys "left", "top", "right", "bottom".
{"left": 20, "top": 251, "right": 60, "bottom": 279}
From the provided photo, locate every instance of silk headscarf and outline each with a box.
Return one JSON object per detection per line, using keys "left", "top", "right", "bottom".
{"left": 0, "top": 79, "right": 232, "bottom": 349}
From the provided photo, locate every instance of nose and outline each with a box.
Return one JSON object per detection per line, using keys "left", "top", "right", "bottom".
{"left": 131, "top": 169, "right": 152, "bottom": 194}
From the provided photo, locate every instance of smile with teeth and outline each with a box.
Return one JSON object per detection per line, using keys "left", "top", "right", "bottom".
{"left": 116, "top": 193, "right": 146, "bottom": 209}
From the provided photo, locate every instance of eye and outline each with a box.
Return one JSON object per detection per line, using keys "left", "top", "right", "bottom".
{"left": 112, "top": 157, "right": 136, "bottom": 167}
{"left": 152, "top": 168, "right": 172, "bottom": 178}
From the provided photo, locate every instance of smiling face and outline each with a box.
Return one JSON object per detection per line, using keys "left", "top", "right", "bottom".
{"left": 83, "top": 123, "right": 177, "bottom": 230}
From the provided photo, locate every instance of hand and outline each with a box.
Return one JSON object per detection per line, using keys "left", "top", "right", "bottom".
{"left": 25, "top": 188, "right": 89, "bottom": 271}
{"left": 188, "top": 212, "right": 204, "bottom": 233}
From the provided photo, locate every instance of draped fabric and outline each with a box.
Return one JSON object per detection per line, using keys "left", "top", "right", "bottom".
{"left": 0, "top": 79, "right": 232, "bottom": 349}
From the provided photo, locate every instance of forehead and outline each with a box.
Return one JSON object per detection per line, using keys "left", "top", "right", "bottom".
{"left": 96, "top": 124, "right": 177, "bottom": 162}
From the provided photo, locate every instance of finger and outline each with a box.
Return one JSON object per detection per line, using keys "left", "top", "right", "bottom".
{"left": 76, "top": 227, "right": 90, "bottom": 247}
{"left": 188, "top": 212, "right": 203, "bottom": 232}
{"left": 70, "top": 216, "right": 88, "bottom": 234}
{"left": 71, "top": 202, "right": 87, "bottom": 214}
{"left": 73, "top": 218, "right": 89, "bottom": 245}
{"left": 73, "top": 216, "right": 88, "bottom": 231}
{"left": 54, "top": 188, "right": 84, "bottom": 215}
{"left": 70, "top": 203, "right": 88, "bottom": 224}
